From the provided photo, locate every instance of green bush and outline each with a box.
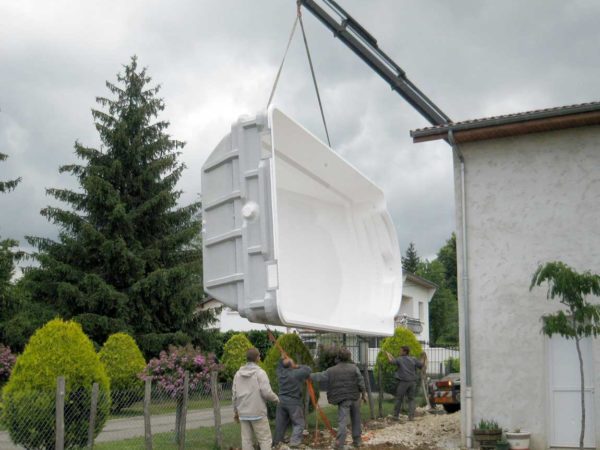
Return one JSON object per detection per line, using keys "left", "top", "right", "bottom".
{"left": 221, "top": 334, "right": 254, "bottom": 381}
{"left": 99, "top": 333, "right": 146, "bottom": 412}
{"left": 374, "top": 327, "right": 423, "bottom": 394}
{"left": 2, "top": 318, "right": 110, "bottom": 449}
{"left": 444, "top": 356, "right": 460, "bottom": 373}
{"left": 246, "top": 329, "right": 280, "bottom": 359}
{"left": 136, "top": 331, "right": 191, "bottom": 359}
{"left": 316, "top": 344, "right": 343, "bottom": 371}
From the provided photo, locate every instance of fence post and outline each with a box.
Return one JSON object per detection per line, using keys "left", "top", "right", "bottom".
{"left": 87, "top": 382, "right": 99, "bottom": 449}
{"left": 377, "top": 369, "right": 383, "bottom": 418}
{"left": 211, "top": 370, "right": 223, "bottom": 449}
{"left": 178, "top": 371, "right": 189, "bottom": 450}
{"left": 363, "top": 364, "right": 374, "bottom": 420}
{"left": 55, "top": 376, "right": 65, "bottom": 450}
{"left": 144, "top": 377, "right": 153, "bottom": 450}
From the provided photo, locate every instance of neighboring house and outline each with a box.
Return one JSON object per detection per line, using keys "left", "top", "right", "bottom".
{"left": 411, "top": 102, "right": 600, "bottom": 449}
{"left": 199, "top": 297, "right": 289, "bottom": 333}
{"left": 397, "top": 272, "right": 437, "bottom": 344}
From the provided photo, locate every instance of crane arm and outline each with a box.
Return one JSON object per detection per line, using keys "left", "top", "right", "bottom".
{"left": 298, "top": 0, "right": 451, "bottom": 126}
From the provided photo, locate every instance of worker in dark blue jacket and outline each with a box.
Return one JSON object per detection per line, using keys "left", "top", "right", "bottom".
{"left": 273, "top": 356, "right": 312, "bottom": 448}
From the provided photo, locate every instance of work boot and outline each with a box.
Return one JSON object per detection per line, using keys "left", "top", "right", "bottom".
{"left": 352, "top": 439, "right": 363, "bottom": 448}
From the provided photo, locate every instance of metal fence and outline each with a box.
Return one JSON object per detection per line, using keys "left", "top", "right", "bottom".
{"left": 0, "top": 374, "right": 232, "bottom": 449}
{"left": 301, "top": 331, "right": 459, "bottom": 378}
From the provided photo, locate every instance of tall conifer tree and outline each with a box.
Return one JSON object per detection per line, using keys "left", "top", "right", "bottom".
{"left": 401, "top": 242, "right": 421, "bottom": 274}
{"left": 25, "top": 57, "right": 208, "bottom": 346}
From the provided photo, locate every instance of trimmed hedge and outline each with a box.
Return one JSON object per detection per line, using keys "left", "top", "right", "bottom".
{"left": 221, "top": 334, "right": 254, "bottom": 381}
{"left": 2, "top": 319, "right": 110, "bottom": 449}
{"left": 374, "top": 327, "right": 424, "bottom": 394}
{"left": 136, "top": 331, "right": 191, "bottom": 359}
{"left": 99, "top": 333, "right": 146, "bottom": 412}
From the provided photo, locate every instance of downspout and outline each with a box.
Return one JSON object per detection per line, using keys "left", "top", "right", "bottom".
{"left": 448, "top": 130, "right": 473, "bottom": 449}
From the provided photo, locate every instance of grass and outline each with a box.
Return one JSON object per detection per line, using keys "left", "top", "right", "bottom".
{"left": 95, "top": 399, "right": 399, "bottom": 450}
{"left": 109, "top": 397, "right": 232, "bottom": 419}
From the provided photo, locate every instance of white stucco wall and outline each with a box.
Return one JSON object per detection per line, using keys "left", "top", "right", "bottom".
{"left": 453, "top": 126, "right": 600, "bottom": 449}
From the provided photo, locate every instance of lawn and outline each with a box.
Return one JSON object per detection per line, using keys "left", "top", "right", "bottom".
{"left": 95, "top": 399, "right": 399, "bottom": 450}
{"left": 110, "top": 396, "right": 232, "bottom": 419}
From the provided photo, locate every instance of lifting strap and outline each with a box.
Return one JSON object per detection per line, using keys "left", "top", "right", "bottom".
{"left": 266, "top": 15, "right": 299, "bottom": 109}
{"left": 266, "top": 2, "right": 332, "bottom": 147}
{"left": 266, "top": 327, "right": 337, "bottom": 439}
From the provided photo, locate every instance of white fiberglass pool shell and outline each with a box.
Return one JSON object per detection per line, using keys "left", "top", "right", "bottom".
{"left": 201, "top": 107, "right": 402, "bottom": 336}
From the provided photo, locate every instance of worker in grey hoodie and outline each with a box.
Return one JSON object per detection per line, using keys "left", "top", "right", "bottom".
{"left": 232, "top": 348, "right": 279, "bottom": 450}
{"left": 273, "top": 356, "right": 312, "bottom": 448}
{"left": 310, "top": 348, "right": 366, "bottom": 449}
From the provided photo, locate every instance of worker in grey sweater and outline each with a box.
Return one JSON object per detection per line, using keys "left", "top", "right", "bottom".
{"left": 385, "top": 346, "right": 424, "bottom": 420}
{"left": 232, "top": 348, "right": 279, "bottom": 450}
{"left": 273, "top": 357, "right": 312, "bottom": 448}
{"left": 310, "top": 348, "right": 366, "bottom": 449}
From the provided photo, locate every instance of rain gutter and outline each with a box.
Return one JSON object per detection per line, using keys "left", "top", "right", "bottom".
{"left": 448, "top": 129, "right": 473, "bottom": 449}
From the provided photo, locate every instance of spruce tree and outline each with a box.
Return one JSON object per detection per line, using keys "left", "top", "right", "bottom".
{"left": 24, "top": 57, "right": 211, "bottom": 348}
{"left": 401, "top": 242, "right": 420, "bottom": 273}
{"left": 0, "top": 152, "right": 29, "bottom": 349}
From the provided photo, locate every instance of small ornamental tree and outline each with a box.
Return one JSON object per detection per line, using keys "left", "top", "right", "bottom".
{"left": 221, "top": 333, "right": 253, "bottom": 381}
{"left": 99, "top": 333, "right": 146, "bottom": 412}
{"left": 531, "top": 262, "right": 600, "bottom": 450}
{"left": 374, "top": 327, "right": 423, "bottom": 394}
{"left": 143, "top": 345, "right": 219, "bottom": 444}
{"left": 2, "top": 319, "right": 110, "bottom": 449}
{"left": 0, "top": 345, "right": 16, "bottom": 385}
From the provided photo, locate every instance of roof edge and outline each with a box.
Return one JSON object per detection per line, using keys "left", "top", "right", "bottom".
{"left": 411, "top": 101, "right": 600, "bottom": 143}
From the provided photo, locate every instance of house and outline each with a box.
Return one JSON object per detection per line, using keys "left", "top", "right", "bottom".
{"left": 411, "top": 102, "right": 600, "bottom": 449}
{"left": 199, "top": 297, "right": 288, "bottom": 333}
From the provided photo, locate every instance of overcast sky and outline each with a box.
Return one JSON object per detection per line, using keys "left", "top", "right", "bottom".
{"left": 1, "top": 0, "right": 599, "bottom": 262}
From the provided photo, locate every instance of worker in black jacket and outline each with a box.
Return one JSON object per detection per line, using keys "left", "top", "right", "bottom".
{"left": 273, "top": 356, "right": 312, "bottom": 448}
{"left": 310, "top": 348, "right": 366, "bottom": 449}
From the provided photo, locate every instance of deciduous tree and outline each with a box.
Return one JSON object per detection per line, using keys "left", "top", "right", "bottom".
{"left": 531, "top": 262, "right": 600, "bottom": 450}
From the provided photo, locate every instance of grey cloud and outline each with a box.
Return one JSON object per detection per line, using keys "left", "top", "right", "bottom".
{"left": 1, "top": 0, "right": 599, "bottom": 264}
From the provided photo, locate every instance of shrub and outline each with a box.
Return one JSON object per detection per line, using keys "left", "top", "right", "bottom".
{"left": 1, "top": 319, "right": 110, "bottom": 449}
{"left": 0, "top": 344, "right": 16, "bottom": 385}
{"left": 246, "top": 329, "right": 281, "bottom": 359}
{"left": 99, "top": 333, "right": 146, "bottom": 412}
{"left": 221, "top": 334, "right": 254, "bottom": 381}
{"left": 444, "top": 356, "right": 460, "bottom": 374}
{"left": 315, "top": 344, "right": 343, "bottom": 371}
{"left": 262, "top": 333, "right": 317, "bottom": 418}
{"left": 143, "top": 345, "right": 219, "bottom": 398}
{"left": 136, "top": 331, "right": 192, "bottom": 359}
{"left": 374, "top": 327, "right": 423, "bottom": 394}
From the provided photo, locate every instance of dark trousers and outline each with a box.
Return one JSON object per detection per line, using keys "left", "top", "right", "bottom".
{"left": 394, "top": 380, "right": 416, "bottom": 419}
{"left": 336, "top": 399, "right": 362, "bottom": 448}
{"left": 273, "top": 401, "right": 305, "bottom": 446}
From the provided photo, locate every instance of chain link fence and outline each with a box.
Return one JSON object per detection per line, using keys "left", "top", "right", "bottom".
{"left": 0, "top": 374, "right": 233, "bottom": 449}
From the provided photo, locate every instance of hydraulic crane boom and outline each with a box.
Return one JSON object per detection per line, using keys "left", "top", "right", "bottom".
{"left": 298, "top": 0, "right": 451, "bottom": 126}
